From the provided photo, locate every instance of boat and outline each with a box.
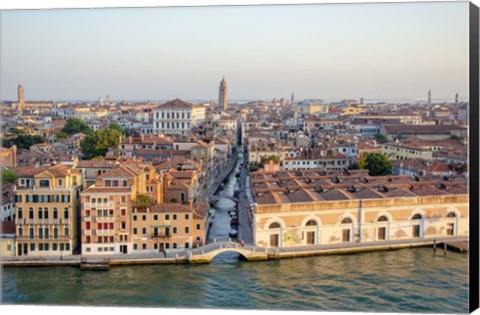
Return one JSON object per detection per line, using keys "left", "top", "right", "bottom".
{"left": 230, "top": 218, "right": 238, "bottom": 226}
{"left": 229, "top": 229, "right": 238, "bottom": 237}
{"left": 219, "top": 184, "right": 225, "bottom": 191}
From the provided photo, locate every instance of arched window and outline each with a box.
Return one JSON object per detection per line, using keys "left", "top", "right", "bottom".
{"left": 341, "top": 218, "right": 352, "bottom": 224}
{"left": 341, "top": 218, "right": 352, "bottom": 242}
{"left": 377, "top": 216, "right": 388, "bottom": 222}
{"left": 447, "top": 212, "right": 457, "bottom": 218}
{"left": 412, "top": 214, "right": 422, "bottom": 238}
{"left": 269, "top": 222, "right": 281, "bottom": 229}
{"left": 306, "top": 220, "right": 317, "bottom": 226}
{"left": 412, "top": 214, "right": 423, "bottom": 220}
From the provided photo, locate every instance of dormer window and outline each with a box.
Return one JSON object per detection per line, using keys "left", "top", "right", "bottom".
{"left": 58, "top": 179, "right": 63, "bottom": 186}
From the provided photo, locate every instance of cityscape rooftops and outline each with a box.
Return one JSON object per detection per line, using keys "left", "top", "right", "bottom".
{"left": 250, "top": 170, "right": 467, "bottom": 205}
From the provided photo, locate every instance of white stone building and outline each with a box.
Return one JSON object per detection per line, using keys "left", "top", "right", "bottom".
{"left": 153, "top": 99, "right": 206, "bottom": 135}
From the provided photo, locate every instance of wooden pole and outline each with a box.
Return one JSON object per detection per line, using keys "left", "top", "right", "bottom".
{"left": 433, "top": 239, "right": 436, "bottom": 254}
{"left": 444, "top": 242, "right": 447, "bottom": 256}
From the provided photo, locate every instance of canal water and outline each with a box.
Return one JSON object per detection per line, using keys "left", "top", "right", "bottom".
{"left": 0, "top": 165, "right": 469, "bottom": 313}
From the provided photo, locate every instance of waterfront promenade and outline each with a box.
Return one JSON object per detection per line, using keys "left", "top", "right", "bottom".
{"left": 0, "top": 236, "right": 468, "bottom": 267}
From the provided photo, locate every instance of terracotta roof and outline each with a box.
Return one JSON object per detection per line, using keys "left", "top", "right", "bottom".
{"left": 157, "top": 98, "right": 194, "bottom": 110}
{"left": 409, "top": 185, "right": 447, "bottom": 196}
{"left": 10, "top": 166, "right": 47, "bottom": 178}
{"left": 77, "top": 159, "right": 116, "bottom": 168}
{"left": 348, "top": 188, "right": 385, "bottom": 199}
{"left": 255, "top": 192, "right": 283, "bottom": 205}
{"left": 381, "top": 188, "right": 418, "bottom": 198}
{"left": 320, "top": 188, "right": 352, "bottom": 201}
{"left": 148, "top": 203, "right": 194, "bottom": 213}
{"left": 82, "top": 186, "right": 133, "bottom": 194}
{"left": 100, "top": 166, "right": 139, "bottom": 178}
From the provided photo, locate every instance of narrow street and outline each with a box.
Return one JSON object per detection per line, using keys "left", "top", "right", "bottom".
{"left": 237, "top": 160, "right": 253, "bottom": 244}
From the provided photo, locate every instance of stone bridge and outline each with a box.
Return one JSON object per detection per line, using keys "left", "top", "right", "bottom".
{"left": 179, "top": 241, "right": 271, "bottom": 263}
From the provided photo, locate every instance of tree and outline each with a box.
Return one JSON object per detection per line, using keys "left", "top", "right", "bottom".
{"left": 2, "top": 169, "right": 17, "bottom": 184}
{"left": 261, "top": 155, "right": 281, "bottom": 164}
{"left": 2, "top": 134, "right": 47, "bottom": 150}
{"left": 107, "top": 123, "right": 124, "bottom": 134}
{"left": 8, "top": 128, "right": 26, "bottom": 136}
{"left": 358, "top": 153, "right": 392, "bottom": 176}
{"left": 61, "top": 118, "right": 92, "bottom": 136}
{"left": 135, "top": 194, "right": 154, "bottom": 206}
{"left": 374, "top": 133, "right": 389, "bottom": 144}
{"left": 80, "top": 128, "right": 122, "bottom": 159}
{"left": 56, "top": 131, "right": 68, "bottom": 141}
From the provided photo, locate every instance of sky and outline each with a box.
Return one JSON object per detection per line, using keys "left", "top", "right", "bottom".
{"left": 0, "top": 1, "right": 470, "bottom": 102}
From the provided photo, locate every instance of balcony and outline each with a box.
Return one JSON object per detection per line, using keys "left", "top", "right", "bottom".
{"left": 84, "top": 202, "right": 115, "bottom": 209}
{"left": 96, "top": 229, "right": 115, "bottom": 235}
{"left": 16, "top": 235, "right": 71, "bottom": 241}
{"left": 21, "top": 219, "right": 61, "bottom": 225}
{"left": 151, "top": 233, "right": 171, "bottom": 239}
{"left": 93, "top": 216, "right": 115, "bottom": 222}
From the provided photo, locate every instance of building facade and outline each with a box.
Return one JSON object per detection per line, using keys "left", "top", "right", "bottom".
{"left": 14, "top": 164, "right": 83, "bottom": 256}
{"left": 250, "top": 170, "right": 468, "bottom": 248}
{"left": 153, "top": 99, "right": 206, "bottom": 135}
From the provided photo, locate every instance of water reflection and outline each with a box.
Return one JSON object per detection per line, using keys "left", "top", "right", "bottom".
{"left": 1, "top": 248, "right": 468, "bottom": 312}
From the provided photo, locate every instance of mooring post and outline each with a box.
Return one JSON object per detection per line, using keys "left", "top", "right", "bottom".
{"left": 444, "top": 242, "right": 447, "bottom": 256}
{"left": 176, "top": 253, "right": 178, "bottom": 259}
{"left": 433, "top": 239, "right": 436, "bottom": 254}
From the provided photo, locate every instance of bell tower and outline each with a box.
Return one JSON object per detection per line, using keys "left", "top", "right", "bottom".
{"left": 219, "top": 76, "right": 228, "bottom": 111}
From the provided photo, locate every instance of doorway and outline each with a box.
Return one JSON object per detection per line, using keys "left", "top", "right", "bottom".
{"left": 270, "top": 234, "right": 279, "bottom": 247}
{"left": 306, "top": 231, "right": 315, "bottom": 245}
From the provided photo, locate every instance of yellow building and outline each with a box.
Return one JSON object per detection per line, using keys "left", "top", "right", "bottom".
{"left": 14, "top": 164, "right": 83, "bottom": 256}
{"left": 381, "top": 141, "right": 434, "bottom": 160}
{"left": 250, "top": 170, "right": 468, "bottom": 248}
{"left": 80, "top": 161, "right": 163, "bottom": 255}
{"left": 130, "top": 202, "right": 208, "bottom": 253}
{"left": 341, "top": 106, "right": 365, "bottom": 116}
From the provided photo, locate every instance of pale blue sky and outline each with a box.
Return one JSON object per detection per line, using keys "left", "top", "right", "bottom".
{"left": 0, "top": 2, "right": 470, "bottom": 101}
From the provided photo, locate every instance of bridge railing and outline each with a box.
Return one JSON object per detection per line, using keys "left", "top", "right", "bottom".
{"left": 185, "top": 239, "right": 274, "bottom": 257}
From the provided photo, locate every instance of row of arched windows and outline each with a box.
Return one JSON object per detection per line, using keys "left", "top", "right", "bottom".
{"left": 267, "top": 212, "right": 459, "bottom": 230}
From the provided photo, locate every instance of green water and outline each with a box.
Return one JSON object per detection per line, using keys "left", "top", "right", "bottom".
{"left": 1, "top": 248, "right": 469, "bottom": 313}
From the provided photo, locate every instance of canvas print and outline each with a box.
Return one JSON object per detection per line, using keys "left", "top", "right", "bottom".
{"left": 0, "top": 1, "right": 477, "bottom": 314}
